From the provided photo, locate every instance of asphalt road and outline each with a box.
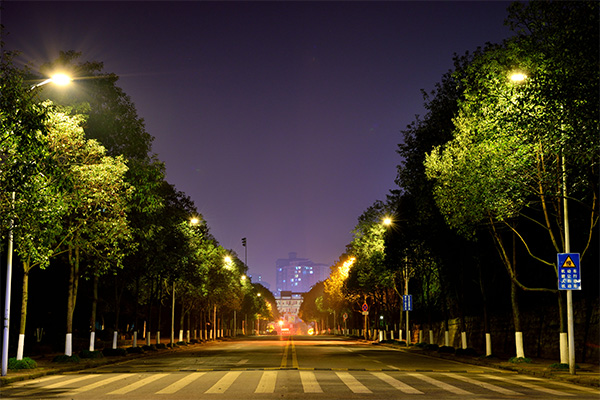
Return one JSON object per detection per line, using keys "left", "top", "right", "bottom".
{"left": 2, "top": 335, "right": 598, "bottom": 399}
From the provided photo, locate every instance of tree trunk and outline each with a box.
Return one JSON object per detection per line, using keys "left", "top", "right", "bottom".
{"left": 65, "top": 245, "right": 80, "bottom": 356}
{"left": 89, "top": 274, "right": 98, "bottom": 351}
{"left": 17, "top": 261, "right": 32, "bottom": 360}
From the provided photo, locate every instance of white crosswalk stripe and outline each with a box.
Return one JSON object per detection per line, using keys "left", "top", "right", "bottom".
{"left": 372, "top": 371, "right": 423, "bottom": 394}
{"left": 4, "top": 370, "right": 596, "bottom": 398}
{"left": 16, "top": 374, "right": 98, "bottom": 397}
{"left": 519, "top": 375, "right": 600, "bottom": 394}
{"left": 335, "top": 371, "right": 372, "bottom": 393}
{"left": 107, "top": 373, "right": 168, "bottom": 394}
{"left": 64, "top": 374, "right": 133, "bottom": 396}
{"left": 407, "top": 372, "right": 473, "bottom": 395}
{"left": 205, "top": 370, "right": 242, "bottom": 393}
{"left": 444, "top": 373, "right": 522, "bottom": 395}
{"left": 300, "top": 370, "right": 323, "bottom": 393}
{"left": 486, "top": 373, "right": 576, "bottom": 396}
{"left": 255, "top": 370, "right": 277, "bottom": 393}
{"left": 155, "top": 372, "right": 205, "bottom": 394}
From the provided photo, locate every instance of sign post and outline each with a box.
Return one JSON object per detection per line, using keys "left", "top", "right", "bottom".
{"left": 558, "top": 253, "right": 580, "bottom": 375}
{"left": 558, "top": 253, "right": 581, "bottom": 290}
{"left": 403, "top": 295, "right": 412, "bottom": 345}
{"left": 362, "top": 303, "right": 368, "bottom": 340}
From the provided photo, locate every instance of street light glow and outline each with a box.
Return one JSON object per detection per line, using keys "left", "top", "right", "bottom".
{"left": 383, "top": 217, "right": 392, "bottom": 226}
{"left": 510, "top": 72, "right": 527, "bottom": 82}
{"left": 51, "top": 73, "right": 71, "bottom": 85}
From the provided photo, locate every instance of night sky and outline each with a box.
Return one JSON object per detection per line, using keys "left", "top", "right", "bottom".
{"left": 2, "top": 1, "right": 515, "bottom": 288}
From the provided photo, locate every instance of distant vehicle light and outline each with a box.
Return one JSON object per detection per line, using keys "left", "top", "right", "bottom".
{"left": 308, "top": 328, "right": 314, "bottom": 335}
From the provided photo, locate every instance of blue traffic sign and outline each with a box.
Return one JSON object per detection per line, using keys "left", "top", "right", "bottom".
{"left": 558, "top": 253, "right": 581, "bottom": 290}
{"left": 403, "top": 295, "right": 412, "bottom": 311}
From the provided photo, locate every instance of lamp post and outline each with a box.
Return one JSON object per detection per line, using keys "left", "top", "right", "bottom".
{"left": 2, "top": 74, "right": 72, "bottom": 376}
{"left": 510, "top": 72, "right": 575, "bottom": 374}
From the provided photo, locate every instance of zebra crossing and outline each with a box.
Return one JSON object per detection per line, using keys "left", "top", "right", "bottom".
{"left": 3, "top": 370, "right": 598, "bottom": 398}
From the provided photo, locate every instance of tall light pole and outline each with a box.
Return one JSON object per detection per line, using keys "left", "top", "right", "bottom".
{"left": 511, "top": 72, "right": 576, "bottom": 374}
{"left": 2, "top": 74, "right": 72, "bottom": 376}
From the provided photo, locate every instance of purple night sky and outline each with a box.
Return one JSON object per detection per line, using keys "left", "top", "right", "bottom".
{"left": 2, "top": 1, "right": 515, "bottom": 288}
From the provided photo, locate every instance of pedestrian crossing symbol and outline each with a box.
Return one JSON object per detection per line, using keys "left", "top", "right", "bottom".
{"left": 557, "top": 253, "right": 581, "bottom": 290}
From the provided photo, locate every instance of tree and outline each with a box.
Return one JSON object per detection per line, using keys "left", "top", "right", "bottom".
{"left": 1, "top": 52, "right": 69, "bottom": 360}
{"left": 424, "top": 1, "right": 599, "bottom": 358}
{"left": 46, "top": 108, "right": 132, "bottom": 356}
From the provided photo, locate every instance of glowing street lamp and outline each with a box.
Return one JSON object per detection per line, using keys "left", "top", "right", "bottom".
{"left": 30, "top": 73, "right": 72, "bottom": 89}
{"left": 510, "top": 72, "right": 527, "bottom": 83}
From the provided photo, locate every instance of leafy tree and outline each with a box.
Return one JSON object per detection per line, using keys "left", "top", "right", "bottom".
{"left": 299, "top": 281, "right": 328, "bottom": 330}
{"left": 1, "top": 52, "right": 69, "bottom": 359}
{"left": 424, "top": 1, "right": 599, "bottom": 356}
{"left": 46, "top": 108, "right": 132, "bottom": 355}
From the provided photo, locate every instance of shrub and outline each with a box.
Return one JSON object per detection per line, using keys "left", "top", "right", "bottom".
{"left": 156, "top": 343, "right": 167, "bottom": 349}
{"left": 142, "top": 344, "right": 157, "bottom": 351}
{"left": 8, "top": 357, "right": 37, "bottom": 370}
{"left": 509, "top": 356, "right": 532, "bottom": 364}
{"left": 455, "top": 347, "right": 479, "bottom": 357}
{"left": 176, "top": 341, "right": 188, "bottom": 346}
{"left": 52, "top": 354, "right": 80, "bottom": 363}
{"left": 79, "top": 350, "right": 104, "bottom": 359}
{"left": 424, "top": 344, "right": 439, "bottom": 351}
{"left": 438, "top": 346, "right": 455, "bottom": 354}
{"left": 550, "top": 363, "right": 579, "bottom": 370}
{"left": 102, "top": 348, "right": 127, "bottom": 357}
{"left": 126, "top": 346, "right": 144, "bottom": 354}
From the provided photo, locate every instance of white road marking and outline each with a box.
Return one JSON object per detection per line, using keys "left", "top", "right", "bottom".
{"left": 486, "top": 374, "right": 575, "bottom": 396}
{"left": 300, "top": 371, "right": 323, "bottom": 393}
{"left": 205, "top": 371, "right": 242, "bottom": 393}
{"left": 335, "top": 371, "right": 372, "bottom": 393}
{"left": 17, "top": 374, "right": 98, "bottom": 396}
{"left": 255, "top": 370, "right": 277, "bottom": 393}
{"left": 107, "top": 373, "right": 168, "bottom": 394}
{"left": 372, "top": 372, "right": 424, "bottom": 394}
{"left": 64, "top": 374, "right": 134, "bottom": 396}
{"left": 444, "top": 373, "right": 522, "bottom": 395}
{"left": 155, "top": 372, "right": 205, "bottom": 394}
{"left": 408, "top": 372, "right": 473, "bottom": 395}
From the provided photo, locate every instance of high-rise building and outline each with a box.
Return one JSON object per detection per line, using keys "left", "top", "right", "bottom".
{"left": 275, "top": 252, "right": 329, "bottom": 296}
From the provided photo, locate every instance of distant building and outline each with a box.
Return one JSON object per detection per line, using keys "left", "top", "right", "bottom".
{"left": 275, "top": 291, "right": 305, "bottom": 334}
{"left": 275, "top": 252, "right": 328, "bottom": 296}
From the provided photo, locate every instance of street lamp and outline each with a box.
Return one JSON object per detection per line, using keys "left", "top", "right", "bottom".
{"left": 511, "top": 71, "right": 575, "bottom": 374}
{"left": 2, "top": 74, "right": 72, "bottom": 376}
{"left": 510, "top": 72, "right": 527, "bottom": 83}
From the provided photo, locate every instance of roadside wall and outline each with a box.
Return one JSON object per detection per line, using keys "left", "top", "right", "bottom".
{"left": 421, "top": 301, "right": 599, "bottom": 362}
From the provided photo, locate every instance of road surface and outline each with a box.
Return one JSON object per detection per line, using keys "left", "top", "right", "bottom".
{"left": 2, "top": 335, "right": 597, "bottom": 399}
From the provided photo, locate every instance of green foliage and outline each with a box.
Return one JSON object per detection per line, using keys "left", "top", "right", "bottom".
{"left": 8, "top": 357, "right": 38, "bottom": 369}
{"left": 126, "top": 346, "right": 145, "bottom": 354}
{"left": 52, "top": 354, "right": 81, "bottom": 363}
{"left": 455, "top": 347, "right": 479, "bottom": 357}
{"left": 78, "top": 349, "right": 104, "bottom": 359}
{"left": 102, "top": 348, "right": 127, "bottom": 357}
{"left": 509, "top": 356, "right": 532, "bottom": 364}
{"left": 438, "top": 346, "right": 455, "bottom": 354}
